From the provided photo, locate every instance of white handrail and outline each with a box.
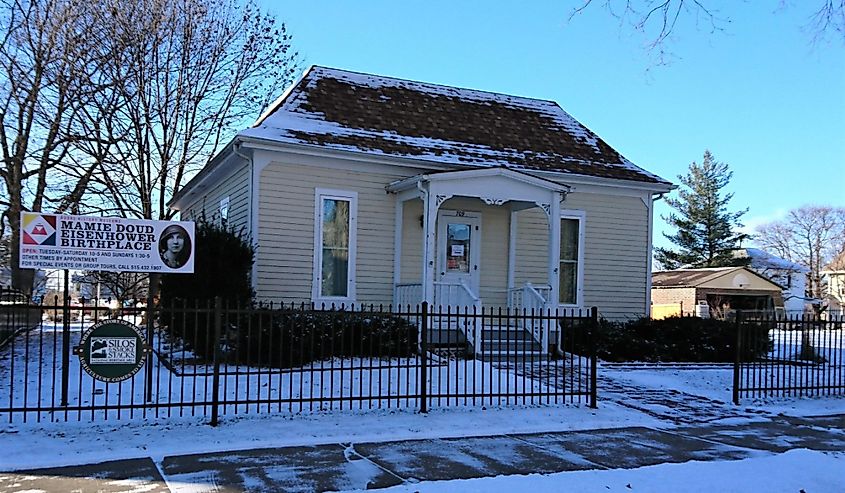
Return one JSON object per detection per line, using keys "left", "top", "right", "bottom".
{"left": 433, "top": 280, "right": 482, "bottom": 355}
{"left": 508, "top": 282, "right": 551, "bottom": 353}
{"left": 394, "top": 283, "right": 422, "bottom": 308}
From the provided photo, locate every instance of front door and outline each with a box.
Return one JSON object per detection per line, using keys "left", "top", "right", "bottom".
{"left": 436, "top": 210, "right": 481, "bottom": 303}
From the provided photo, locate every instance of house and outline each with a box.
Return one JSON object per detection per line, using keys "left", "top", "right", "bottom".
{"left": 733, "top": 248, "right": 809, "bottom": 315}
{"left": 822, "top": 251, "right": 845, "bottom": 315}
{"left": 651, "top": 267, "right": 785, "bottom": 319}
{"left": 169, "top": 66, "right": 674, "bottom": 324}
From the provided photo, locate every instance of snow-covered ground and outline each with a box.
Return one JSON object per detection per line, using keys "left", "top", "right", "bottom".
{"left": 3, "top": 325, "right": 845, "bottom": 492}
{"left": 1, "top": 364, "right": 844, "bottom": 492}
{"left": 346, "top": 449, "right": 845, "bottom": 493}
{"left": 0, "top": 323, "right": 590, "bottom": 423}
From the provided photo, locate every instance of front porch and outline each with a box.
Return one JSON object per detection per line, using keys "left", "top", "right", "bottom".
{"left": 387, "top": 167, "right": 575, "bottom": 357}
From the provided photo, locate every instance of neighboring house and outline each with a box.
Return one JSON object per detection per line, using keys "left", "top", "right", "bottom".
{"left": 170, "top": 66, "right": 674, "bottom": 322}
{"left": 651, "top": 267, "right": 785, "bottom": 319}
{"left": 822, "top": 251, "right": 845, "bottom": 315}
{"left": 733, "top": 248, "right": 809, "bottom": 315}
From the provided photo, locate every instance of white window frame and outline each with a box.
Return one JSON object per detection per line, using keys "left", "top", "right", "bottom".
{"left": 559, "top": 209, "right": 585, "bottom": 308}
{"left": 312, "top": 188, "right": 358, "bottom": 305}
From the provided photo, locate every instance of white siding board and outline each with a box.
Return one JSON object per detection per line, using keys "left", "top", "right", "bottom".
{"left": 567, "top": 193, "right": 649, "bottom": 319}
{"left": 514, "top": 207, "right": 550, "bottom": 288}
{"left": 257, "top": 161, "right": 413, "bottom": 304}
{"left": 250, "top": 158, "right": 651, "bottom": 318}
{"left": 511, "top": 192, "right": 649, "bottom": 319}
{"left": 183, "top": 162, "right": 250, "bottom": 232}
{"left": 400, "top": 200, "right": 423, "bottom": 284}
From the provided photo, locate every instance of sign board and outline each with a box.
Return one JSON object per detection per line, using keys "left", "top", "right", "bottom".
{"left": 73, "top": 319, "right": 149, "bottom": 382}
{"left": 19, "top": 213, "right": 194, "bottom": 273}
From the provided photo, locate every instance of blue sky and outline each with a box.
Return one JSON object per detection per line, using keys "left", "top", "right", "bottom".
{"left": 265, "top": 0, "right": 844, "bottom": 250}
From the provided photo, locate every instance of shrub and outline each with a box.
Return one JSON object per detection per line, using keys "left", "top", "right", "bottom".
{"left": 234, "top": 310, "right": 419, "bottom": 368}
{"left": 159, "top": 218, "right": 254, "bottom": 358}
{"left": 565, "top": 316, "right": 771, "bottom": 363}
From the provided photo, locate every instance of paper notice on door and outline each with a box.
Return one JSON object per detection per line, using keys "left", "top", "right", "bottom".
{"left": 450, "top": 245, "right": 465, "bottom": 257}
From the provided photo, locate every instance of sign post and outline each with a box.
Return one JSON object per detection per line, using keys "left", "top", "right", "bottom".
{"left": 60, "top": 269, "right": 70, "bottom": 407}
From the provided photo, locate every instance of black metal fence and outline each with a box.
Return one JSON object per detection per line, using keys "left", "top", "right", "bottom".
{"left": 0, "top": 292, "right": 597, "bottom": 424}
{"left": 733, "top": 313, "right": 845, "bottom": 403}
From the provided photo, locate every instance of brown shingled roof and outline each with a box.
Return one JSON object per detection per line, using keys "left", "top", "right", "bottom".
{"left": 652, "top": 268, "right": 738, "bottom": 288}
{"left": 242, "top": 66, "right": 671, "bottom": 185}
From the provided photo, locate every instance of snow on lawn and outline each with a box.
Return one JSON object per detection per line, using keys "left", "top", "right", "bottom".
{"left": 602, "top": 364, "right": 845, "bottom": 415}
{"left": 0, "top": 324, "right": 583, "bottom": 424}
{"left": 603, "top": 366, "right": 735, "bottom": 402}
{"left": 3, "top": 324, "right": 845, "bottom": 477}
{"left": 341, "top": 448, "right": 845, "bottom": 493}
{"left": 0, "top": 403, "right": 655, "bottom": 471}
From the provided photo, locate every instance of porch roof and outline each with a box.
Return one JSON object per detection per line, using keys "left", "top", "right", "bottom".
{"left": 386, "top": 166, "right": 570, "bottom": 196}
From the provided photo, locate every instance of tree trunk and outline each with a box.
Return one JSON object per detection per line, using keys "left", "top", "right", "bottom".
{"left": 8, "top": 195, "right": 35, "bottom": 294}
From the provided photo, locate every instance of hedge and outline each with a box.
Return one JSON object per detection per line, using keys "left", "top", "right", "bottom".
{"left": 565, "top": 316, "right": 771, "bottom": 363}
{"left": 164, "top": 306, "right": 418, "bottom": 368}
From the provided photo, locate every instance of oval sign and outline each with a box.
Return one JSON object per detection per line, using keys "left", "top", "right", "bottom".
{"left": 75, "top": 319, "right": 148, "bottom": 382}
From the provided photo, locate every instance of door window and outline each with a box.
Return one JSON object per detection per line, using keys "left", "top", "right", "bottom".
{"left": 445, "top": 223, "right": 471, "bottom": 273}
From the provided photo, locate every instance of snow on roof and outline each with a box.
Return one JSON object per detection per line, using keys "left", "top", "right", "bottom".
{"left": 241, "top": 66, "right": 672, "bottom": 185}
{"left": 736, "top": 248, "right": 809, "bottom": 273}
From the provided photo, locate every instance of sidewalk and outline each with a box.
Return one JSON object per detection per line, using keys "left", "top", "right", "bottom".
{"left": 2, "top": 413, "right": 845, "bottom": 493}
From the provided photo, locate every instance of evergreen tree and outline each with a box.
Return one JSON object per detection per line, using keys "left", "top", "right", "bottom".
{"left": 655, "top": 151, "right": 748, "bottom": 269}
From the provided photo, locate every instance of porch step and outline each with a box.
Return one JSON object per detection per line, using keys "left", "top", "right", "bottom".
{"left": 479, "top": 350, "right": 549, "bottom": 362}
{"left": 482, "top": 340, "right": 542, "bottom": 352}
{"left": 480, "top": 328, "right": 536, "bottom": 340}
{"left": 478, "top": 325, "right": 542, "bottom": 353}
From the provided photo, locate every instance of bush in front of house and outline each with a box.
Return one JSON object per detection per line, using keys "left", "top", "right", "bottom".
{"left": 158, "top": 217, "right": 255, "bottom": 359}
{"left": 234, "top": 309, "right": 419, "bottom": 368}
{"left": 566, "top": 316, "right": 771, "bottom": 363}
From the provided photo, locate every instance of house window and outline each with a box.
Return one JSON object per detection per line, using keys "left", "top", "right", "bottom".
{"left": 314, "top": 189, "right": 357, "bottom": 302}
{"left": 219, "top": 196, "right": 229, "bottom": 223}
{"left": 559, "top": 211, "right": 585, "bottom": 306}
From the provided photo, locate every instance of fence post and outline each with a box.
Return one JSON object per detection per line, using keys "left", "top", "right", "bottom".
{"left": 210, "top": 297, "right": 223, "bottom": 426}
{"left": 144, "top": 282, "right": 156, "bottom": 403}
{"left": 60, "top": 270, "right": 71, "bottom": 407}
{"left": 589, "top": 306, "right": 598, "bottom": 409}
{"left": 732, "top": 311, "right": 743, "bottom": 406}
{"left": 420, "top": 301, "right": 428, "bottom": 414}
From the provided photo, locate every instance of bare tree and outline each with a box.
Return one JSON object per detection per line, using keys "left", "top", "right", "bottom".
{"left": 77, "top": 271, "right": 149, "bottom": 307}
{"left": 80, "top": 0, "right": 298, "bottom": 221}
{"left": 1, "top": 0, "right": 297, "bottom": 294}
{"left": 0, "top": 0, "right": 110, "bottom": 292}
{"left": 755, "top": 206, "right": 845, "bottom": 300}
{"left": 570, "top": 1, "right": 845, "bottom": 63}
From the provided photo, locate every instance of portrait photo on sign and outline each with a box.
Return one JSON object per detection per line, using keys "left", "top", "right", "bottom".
{"left": 158, "top": 224, "right": 191, "bottom": 269}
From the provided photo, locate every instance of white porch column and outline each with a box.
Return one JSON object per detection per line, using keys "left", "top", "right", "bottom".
{"left": 421, "top": 184, "right": 450, "bottom": 305}
{"left": 547, "top": 192, "right": 562, "bottom": 309}
{"left": 507, "top": 208, "right": 518, "bottom": 292}
{"left": 421, "top": 185, "right": 437, "bottom": 304}
{"left": 393, "top": 197, "right": 404, "bottom": 303}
